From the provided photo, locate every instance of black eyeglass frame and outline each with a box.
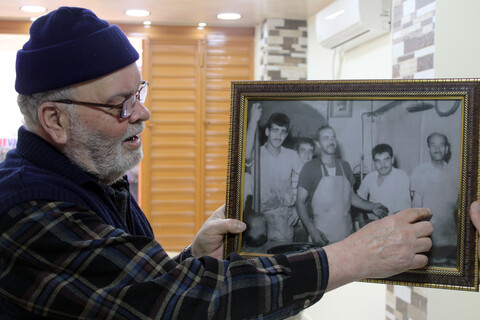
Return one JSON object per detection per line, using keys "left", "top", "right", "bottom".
{"left": 52, "top": 80, "right": 148, "bottom": 119}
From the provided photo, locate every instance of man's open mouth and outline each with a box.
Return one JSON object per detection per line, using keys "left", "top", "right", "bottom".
{"left": 125, "top": 134, "right": 140, "bottom": 142}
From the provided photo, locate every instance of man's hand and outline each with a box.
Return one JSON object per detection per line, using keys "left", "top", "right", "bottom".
{"left": 470, "top": 201, "right": 480, "bottom": 261}
{"left": 324, "top": 208, "right": 433, "bottom": 291}
{"left": 191, "top": 205, "right": 246, "bottom": 259}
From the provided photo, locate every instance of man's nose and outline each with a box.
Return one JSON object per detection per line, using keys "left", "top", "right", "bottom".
{"left": 129, "top": 101, "right": 151, "bottom": 123}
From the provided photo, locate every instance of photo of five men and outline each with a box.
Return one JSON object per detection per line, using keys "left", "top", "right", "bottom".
{"left": 242, "top": 100, "right": 459, "bottom": 268}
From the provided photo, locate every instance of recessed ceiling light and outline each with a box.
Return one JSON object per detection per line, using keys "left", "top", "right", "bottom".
{"left": 216, "top": 13, "right": 242, "bottom": 20}
{"left": 143, "top": 20, "right": 152, "bottom": 25}
{"left": 198, "top": 22, "right": 207, "bottom": 27}
{"left": 125, "top": 9, "right": 151, "bottom": 17}
{"left": 20, "top": 5, "right": 47, "bottom": 13}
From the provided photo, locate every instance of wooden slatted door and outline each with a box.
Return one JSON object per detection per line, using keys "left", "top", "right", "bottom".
{"left": 203, "top": 33, "right": 254, "bottom": 219}
{"left": 143, "top": 29, "right": 254, "bottom": 251}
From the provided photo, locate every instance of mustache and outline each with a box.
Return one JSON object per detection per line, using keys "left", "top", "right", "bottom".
{"left": 124, "top": 123, "right": 145, "bottom": 139}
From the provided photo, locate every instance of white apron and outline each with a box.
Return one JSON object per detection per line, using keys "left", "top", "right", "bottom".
{"left": 311, "top": 161, "right": 354, "bottom": 244}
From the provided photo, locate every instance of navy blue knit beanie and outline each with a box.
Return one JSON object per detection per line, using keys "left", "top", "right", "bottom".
{"left": 15, "top": 6, "right": 139, "bottom": 95}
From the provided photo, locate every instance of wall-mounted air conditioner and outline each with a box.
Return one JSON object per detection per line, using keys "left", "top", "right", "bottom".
{"left": 316, "top": 0, "right": 392, "bottom": 51}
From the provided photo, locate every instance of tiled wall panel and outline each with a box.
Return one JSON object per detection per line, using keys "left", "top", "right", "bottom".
{"left": 260, "top": 18, "right": 307, "bottom": 80}
{"left": 386, "top": 285, "right": 428, "bottom": 320}
{"left": 392, "top": 0, "right": 436, "bottom": 79}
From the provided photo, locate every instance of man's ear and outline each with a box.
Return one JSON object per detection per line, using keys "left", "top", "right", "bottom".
{"left": 38, "top": 102, "right": 70, "bottom": 145}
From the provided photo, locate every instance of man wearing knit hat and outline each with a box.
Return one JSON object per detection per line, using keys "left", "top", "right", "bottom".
{"left": 0, "top": 6, "right": 439, "bottom": 319}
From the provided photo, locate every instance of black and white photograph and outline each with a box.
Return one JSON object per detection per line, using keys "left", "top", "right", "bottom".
{"left": 240, "top": 98, "right": 461, "bottom": 269}
{"left": 224, "top": 79, "right": 479, "bottom": 290}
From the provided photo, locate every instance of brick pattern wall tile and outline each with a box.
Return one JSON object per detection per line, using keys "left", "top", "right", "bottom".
{"left": 260, "top": 18, "right": 307, "bottom": 80}
{"left": 392, "top": 0, "right": 436, "bottom": 79}
{"left": 386, "top": 285, "right": 428, "bottom": 320}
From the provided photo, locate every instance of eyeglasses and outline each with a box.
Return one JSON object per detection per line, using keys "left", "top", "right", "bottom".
{"left": 52, "top": 81, "right": 148, "bottom": 119}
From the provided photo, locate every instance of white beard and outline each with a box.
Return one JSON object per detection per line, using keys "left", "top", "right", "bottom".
{"left": 63, "top": 114, "right": 144, "bottom": 185}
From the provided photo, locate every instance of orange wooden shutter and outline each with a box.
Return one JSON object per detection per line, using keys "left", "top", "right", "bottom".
{"left": 142, "top": 28, "right": 254, "bottom": 251}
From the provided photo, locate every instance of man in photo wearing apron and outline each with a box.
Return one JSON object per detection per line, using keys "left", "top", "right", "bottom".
{"left": 411, "top": 132, "right": 459, "bottom": 267}
{"left": 296, "top": 126, "right": 388, "bottom": 245}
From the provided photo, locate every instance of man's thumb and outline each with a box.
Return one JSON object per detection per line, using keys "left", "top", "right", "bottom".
{"left": 470, "top": 201, "right": 480, "bottom": 230}
{"left": 225, "top": 219, "right": 247, "bottom": 234}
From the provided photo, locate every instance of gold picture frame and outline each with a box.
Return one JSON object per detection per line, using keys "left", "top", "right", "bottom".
{"left": 224, "top": 79, "right": 479, "bottom": 291}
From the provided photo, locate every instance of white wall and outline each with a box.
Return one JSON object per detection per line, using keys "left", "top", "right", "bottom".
{"left": 0, "top": 35, "right": 28, "bottom": 142}
{"left": 302, "top": 282, "right": 387, "bottom": 320}
{"left": 254, "top": 25, "right": 262, "bottom": 80}
{"left": 434, "top": 0, "right": 480, "bottom": 78}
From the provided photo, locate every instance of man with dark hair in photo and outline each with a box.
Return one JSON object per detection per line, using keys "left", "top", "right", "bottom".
{"left": 291, "top": 137, "right": 316, "bottom": 202}
{"left": 296, "top": 137, "right": 316, "bottom": 164}
{"left": 357, "top": 143, "right": 411, "bottom": 218}
{"left": 411, "top": 132, "right": 459, "bottom": 267}
{"left": 244, "top": 103, "right": 303, "bottom": 246}
{"left": 296, "top": 125, "right": 389, "bottom": 245}
{"left": 0, "top": 6, "right": 448, "bottom": 319}
{"left": 291, "top": 137, "right": 316, "bottom": 242}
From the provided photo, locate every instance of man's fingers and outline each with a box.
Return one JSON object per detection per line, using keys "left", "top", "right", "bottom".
{"left": 411, "top": 254, "right": 429, "bottom": 269}
{"left": 401, "top": 208, "right": 433, "bottom": 223}
{"left": 470, "top": 201, "right": 480, "bottom": 231}
{"left": 415, "top": 236, "right": 432, "bottom": 254}
{"left": 211, "top": 218, "right": 246, "bottom": 236}
{"left": 212, "top": 204, "right": 226, "bottom": 219}
{"left": 191, "top": 207, "right": 246, "bottom": 259}
{"left": 413, "top": 220, "right": 434, "bottom": 238}
{"left": 227, "top": 219, "right": 247, "bottom": 234}
{"left": 210, "top": 205, "right": 246, "bottom": 234}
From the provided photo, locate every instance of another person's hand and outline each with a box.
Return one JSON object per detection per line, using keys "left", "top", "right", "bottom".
{"left": 191, "top": 204, "right": 246, "bottom": 259}
{"left": 250, "top": 102, "right": 262, "bottom": 124}
{"left": 288, "top": 209, "right": 300, "bottom": 227}
{"left": 244, "top": 213, "right": 268, "bottom": 248}
{"left": 371, "top": 203, "right": 389, "bottom": 219}
{"left": 324, "top": 208, "right": 433, "bottom": 291}
{"left": 470, "top": 201, "right": 480, "bottom": 260}
{"left": 309, "top": 227, "right": 329, "bottom": 246}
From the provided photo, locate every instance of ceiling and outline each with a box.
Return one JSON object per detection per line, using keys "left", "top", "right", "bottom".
{"left": 0, "top": 0, "right": 334, "bottom": 27}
